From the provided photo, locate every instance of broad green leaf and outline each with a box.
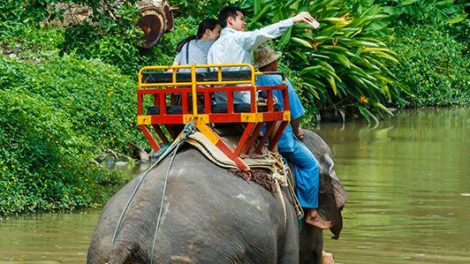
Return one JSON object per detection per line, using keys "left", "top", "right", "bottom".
{"left": 252, "top": 4, "right": 272, "bottom": 23}
{"left": 327, "top": 76, "right": 338, "bottom": 95}
{"left": 279, "top": 27, "right": 292, "bottom": 47}
{"left": 373, "top": 102, "right": 394, "bottom": 116}
{"left": 370, "top": 51, "right": 399, "bottom": 63}
{"left": 303, "top": 77, "right": 326, "bottom": 89}
{"left": 358, "top": 105, "right": 379, "bottom": 124}
{"left": 254, "top": 0, "right": 262, "bottom": 15}
{"left": 321, "top": 17, "right": 352, "bottom": 26}
{"left": 400, "top": 0, "right": 418, "bottom": 6}
{"left": 447, "top": 14, "right": 468, "bottom": 24}
{"left": 302, "top": 83, "right": 320, "bottom": 99}
{"left": 364, "top": 14, "right": 390, "bottom": 21}
{"left": 310, "top": 53, "right": 330, "bottom": 60}
{"left": 301, "top": 65, "right": 322, "bottom": 75}
{"left": 381, "top": 84, "right": 392, "bottom": 101}
{"left": 322, "top": 45, "right": 349, "bottom": 52}
{"left": 291, "top": 37, "right": 313, "bottom": 48}
{"left": 435, "top": 0, "right": 454, "bottom": 7}
{"left": 333, "top": 53, "right": 351, "bottom": 68}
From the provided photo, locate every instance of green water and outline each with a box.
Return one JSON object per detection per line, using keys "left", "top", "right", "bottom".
{"left": 0, "top": 108, "right": 469, "bottom": 263}
{"left": 321, "top": 107, "right": 470, "bottom": 263}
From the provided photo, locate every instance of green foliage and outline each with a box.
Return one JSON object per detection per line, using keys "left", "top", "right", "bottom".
{"left": 0, "top": 51, "right": 140, "bottom": 215}
{"left": 0, "top": 88, "right": 129, "bottom": 215}
{"left": 172, "top": 0, "right": 242, "bottom": 18}
{"left": 59, "top": 2, "right": 145, "bottom": 75}
{"left": 0, "top": 53, "right": 144, "bottom": 153}
{"left": 346, "top": 0, "right": 468, "bottom": 25}
{"left": 247, "top": 0, "right": 406, "bottom": 121}
{"left": 389, "top": 23, "right": 470, "bottom": 107}
{"left": 59, "top": 6, "right": 200, "bottom": 75}
{"left": 0, "top": 0, "right": 51, "bottom": 26}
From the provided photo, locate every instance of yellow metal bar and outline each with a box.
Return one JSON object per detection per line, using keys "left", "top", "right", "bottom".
{"left": 240, "top": 113, "right": 263, "bottom": 123}
{"left": 191, "top": 65, "right": 198, "bottom": 116}
{"left": 183, "top": 114, "right": 195, "bottom": 123}
{"left": 250, "top": 65, "right": 258, "bottom": 113}
{"left": 138, "top": 68, "right": 143, "bottom": 86}
{"left": 283, "top": 111, "right": 291, "bottom": 122}
{"left": 217, "top": 66, "right": 222, "bottom": 82}
{"left": 195, "top": 80, "right": 253, "bottom": 86}
{"left": 196, "top": 120, "right": 219, "bottom": 144}
{"left": 138, "top": 63, "right": 257, "bottom": 88}
{"left": 139, "top": 82, "right": 193, "bottom": 88}
{"left": 137, "top": 115, "right": 152, "bottom": 125}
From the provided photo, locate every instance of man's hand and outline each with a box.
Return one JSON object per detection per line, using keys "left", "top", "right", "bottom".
{"left": 292, "top": 11, "right": 319, "bottom": 29}
{"left": 295, "top": 127, "right": 305, "bottom": 140}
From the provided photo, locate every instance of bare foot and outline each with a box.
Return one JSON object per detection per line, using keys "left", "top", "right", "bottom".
{"left": 305, "top": 209, "right": 332, "bottom": 230}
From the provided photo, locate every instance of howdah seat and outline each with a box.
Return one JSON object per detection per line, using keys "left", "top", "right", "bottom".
{"left": 137, "top": 64, "right": 290, "bottom": 170}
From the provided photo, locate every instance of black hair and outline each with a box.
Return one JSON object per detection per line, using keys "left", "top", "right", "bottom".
{"left": 176, "top": 18, "right": 219, "bottom": 52}
{"left": 218, "top": 5, "right": 243, "bottom": 28}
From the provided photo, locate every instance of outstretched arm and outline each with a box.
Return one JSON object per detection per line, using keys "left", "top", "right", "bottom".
{"left": 241, "top": 11, "right": 319, "bottom": 51}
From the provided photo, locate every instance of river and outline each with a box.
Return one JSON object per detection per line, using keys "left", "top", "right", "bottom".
{"left": 0, "top": 107, "right": 469, "bottom": 263}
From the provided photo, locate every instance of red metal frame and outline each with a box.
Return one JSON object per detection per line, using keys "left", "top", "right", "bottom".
{"left": 137, "top": 65, "right": 290, "bottom": 171}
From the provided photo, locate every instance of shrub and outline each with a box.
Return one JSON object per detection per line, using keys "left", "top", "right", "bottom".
{"left": 0, "top": 89, "right": 129, "bottom": 215}
{"left": 0, "top": 54, "right": 146, "bottom": 152}
{"left": 389, "top": 23, "right": 470, "bottom": 107}
{"left": 0, "top": 52, "right": 141, "bottom": 214}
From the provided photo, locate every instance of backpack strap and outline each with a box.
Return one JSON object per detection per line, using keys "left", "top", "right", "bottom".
{"left": 185, "top": 41, "right": 190, "bottom": 64}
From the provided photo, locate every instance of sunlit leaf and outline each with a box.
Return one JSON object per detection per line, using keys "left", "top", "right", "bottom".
{"left": 301, "top": 65, "right": 322, "bottom": 75}
{"left": 327, "top": 76, "right": 338, "bottom": 95}
{"left": 372, "top": 102, "right": 393, "bottom": 116}
{"left": 358, "top": 105, "right": 379, "bottom": 123}
{"left": 252, "top": 4, "right": 272, "bottom": 23}
{"left": 447, "top": 14, "right": 468, "bottom": 24}
{"left": 291, "top": 37, "right": 313, "bottom": 48}
{"left": 400, "top": 0, "right": 418, "bottom": 6}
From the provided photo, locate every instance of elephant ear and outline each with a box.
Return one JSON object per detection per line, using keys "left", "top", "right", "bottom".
{"left": 302, "top": 129, "right": 348, "bottom": 239}
{"left": 323, "top": 154, "right": 348, "bottom": 209}
{"left": 302, "top": 129, "right": 348, "bottom": 208}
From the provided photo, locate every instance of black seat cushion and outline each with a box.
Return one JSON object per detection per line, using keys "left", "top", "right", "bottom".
{"left": 147, "top": 105, "right": 204, "bottom": 115}
{"left": 258, "top": 103, "right": 281, "bottom": 112}
{"left": 211, "top": 103, "right": 251, "bottom": 113}
{"left": 142, "top": 70, "right": 252, "bottom": 83}
{"left": 147, "top": 102, "right": 280, "bottom": 116}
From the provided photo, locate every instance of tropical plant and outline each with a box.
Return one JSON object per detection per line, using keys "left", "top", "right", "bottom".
{"left": 0, "top": 51, "right": 141, "bottom": 214}
{"left": 389, "top": 22, "right": 470, "bottom": 107}
{"left": 244, "top": 0, "right": 408, "bottom": 122}
{"left": 374, "top": 0, "right": 468, "bottom": 25}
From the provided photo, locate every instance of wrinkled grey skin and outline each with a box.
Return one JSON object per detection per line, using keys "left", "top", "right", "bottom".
{"left": 87, "top": 130, "right": 345, "bottom": 264}
{"left": 299, "top": 130, "right": 347, "bottom": 263}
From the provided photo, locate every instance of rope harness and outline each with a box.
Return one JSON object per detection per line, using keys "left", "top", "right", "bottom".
{"left": 273, "top": 178, "right": 287, "bottom": 229}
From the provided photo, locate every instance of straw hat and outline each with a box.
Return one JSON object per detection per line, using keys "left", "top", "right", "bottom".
{"left": 253, "top": 45, "right": 282, "bottom": 69}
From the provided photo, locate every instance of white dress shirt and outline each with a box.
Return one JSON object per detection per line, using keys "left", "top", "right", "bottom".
{"left": 207, "top": 18, "right": 295, "bottom": 104}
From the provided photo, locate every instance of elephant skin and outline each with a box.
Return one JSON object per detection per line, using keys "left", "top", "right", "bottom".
{"left": 87, "top": 130, "right": 346, "bottom": 264}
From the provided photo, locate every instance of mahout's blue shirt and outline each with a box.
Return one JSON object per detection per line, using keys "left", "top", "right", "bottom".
{"left": 256, "top": 75, "right": 305, "bottom": 152}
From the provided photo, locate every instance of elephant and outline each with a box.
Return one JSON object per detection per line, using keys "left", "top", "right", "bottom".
{"left": 87, "top": 129, "right": 346, "bottom": 264}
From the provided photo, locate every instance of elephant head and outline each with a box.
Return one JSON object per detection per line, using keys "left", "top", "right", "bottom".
{"left": 302, "top": 129, "right": 347, "bottom": 239}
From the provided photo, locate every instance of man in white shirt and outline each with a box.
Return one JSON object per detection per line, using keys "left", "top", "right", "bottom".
{"left": 207, "top": 5, "right": 318, "bottom": 104}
